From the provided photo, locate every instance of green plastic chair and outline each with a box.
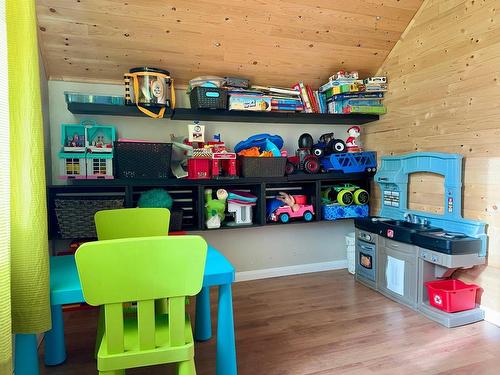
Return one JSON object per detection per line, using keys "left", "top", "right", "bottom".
{"left": 93, "top": 208, "right": 173, "bottom": 356}
{"left": 95, "top": 208, "right": 171, "bottom": 240}
{"left": 75, "top": 235, "right": 207, "bottom": 375}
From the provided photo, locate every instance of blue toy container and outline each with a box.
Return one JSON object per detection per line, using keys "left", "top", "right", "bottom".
{"left": 322, "top": 204, "right": 369, "bottom": 221}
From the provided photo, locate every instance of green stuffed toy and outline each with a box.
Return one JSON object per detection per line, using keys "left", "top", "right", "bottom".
{"left": 137, "top": 188, "right": 173, "bottom": 209}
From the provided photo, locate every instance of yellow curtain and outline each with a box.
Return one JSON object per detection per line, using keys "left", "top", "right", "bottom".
{"left": 0, "top": 0, "right": 12, "bottom": 371}
{"left": 7, "top": 0, "right": 51, "bottom": 335}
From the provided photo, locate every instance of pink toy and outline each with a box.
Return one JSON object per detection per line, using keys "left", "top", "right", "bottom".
{"left": 269, "top": 192, "right": 315, "bottom": 223}
{"left": 269, "top": 204, "right": 315, "bottom": 223}
{"left": 346, "top": 125, "right": 362, "bottom": 152}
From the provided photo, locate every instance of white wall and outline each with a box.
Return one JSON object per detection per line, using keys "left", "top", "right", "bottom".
{"left": 48, "top": 80, "right": 355, "bottom": 272}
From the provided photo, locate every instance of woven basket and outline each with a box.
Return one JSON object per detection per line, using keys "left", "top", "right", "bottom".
{"left": 55, "top": 198, "right": 124, "bottom": 239}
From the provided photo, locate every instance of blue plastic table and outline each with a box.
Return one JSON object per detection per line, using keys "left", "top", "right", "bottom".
{"left": 15, "top": 245, "right": 237, "bottom": 375}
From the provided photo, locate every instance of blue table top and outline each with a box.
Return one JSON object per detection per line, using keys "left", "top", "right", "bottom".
{"left": 50, "top": 245, "right": 234, "bottom": 306}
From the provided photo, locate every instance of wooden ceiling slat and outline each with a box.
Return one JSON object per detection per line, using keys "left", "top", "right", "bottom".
{"left": 36, "top": 0, "right": 424, "bottom": 85}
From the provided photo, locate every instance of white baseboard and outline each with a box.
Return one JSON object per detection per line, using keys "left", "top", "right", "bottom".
{"left": 235, "top": 259, "right": 348, "bottom": 282}
{"left": 481, "top": 305, "right": 500, "bottom": 327}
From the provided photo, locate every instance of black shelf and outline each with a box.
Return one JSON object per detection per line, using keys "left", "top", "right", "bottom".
{"left": 47, "top": 174, "right": 372, "bottom": 240}
{"left": 64, "top": 174, "right": 370, "bottom": 187}
{"left": 172, "top": 109, "right": 378, "bottom": 125}
{"left": 67, "top": 103, "right": 379, "bottom": 125}
{"left": 67, "top": 103, "right": 173, "bottom": 118}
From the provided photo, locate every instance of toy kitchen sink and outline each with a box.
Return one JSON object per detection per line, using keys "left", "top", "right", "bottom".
{"left": 354, "top": 152, "right": 487, "bottom": 328}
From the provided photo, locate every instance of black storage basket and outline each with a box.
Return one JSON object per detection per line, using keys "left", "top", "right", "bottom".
{"left": 115, "top": 141, "right": 172, "bottom": 179}
{"left": 239, "top": 156, "right": 287, "bottom": 177}
{"left": 169, "top": 209, "right": 184, "bottom": 232}
{"left": 190, "top": 87, "right": 228, "bottom": 109}
{"left": 55, "top": 198, "right": 124, "bottom": 239}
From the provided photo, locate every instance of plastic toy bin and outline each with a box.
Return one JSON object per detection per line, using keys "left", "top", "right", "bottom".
{"left": 239, "top": 156, "right": 287, "bottom": 177}
{"left": 114, "top": 141, "right": 172, "bottom": 179}
{"left": 425, "top": 279, "right": 480, "bottom": 313}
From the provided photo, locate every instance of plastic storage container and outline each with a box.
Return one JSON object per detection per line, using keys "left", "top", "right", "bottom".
{"left": 190, "top": 87, "right": 228, "bottom": 109}
{"left": 425, "top": 279, "right": 480, "bottom": 313}
{"left": 239, "top": 156, "right": 287, "bottom": 177}
{"left": 114, "top": 141, "right": 172, "bottom": 179}
{"left": 322, "top": 204, "right": 369, "bottom": 221}
{"left": 346, "top": 232, "right": 355, "bottom": 274}
{"left": 64, "top": 92, "right": 125, "bottom": 105}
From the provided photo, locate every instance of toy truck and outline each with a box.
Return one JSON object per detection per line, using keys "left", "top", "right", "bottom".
{"left": 320, "top": 151, "right": 377, "bottom": 174}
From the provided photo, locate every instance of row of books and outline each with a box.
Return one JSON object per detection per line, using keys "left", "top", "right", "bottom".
{"left": 225, "top": 70, "right": 387, "bottom": 114}
{"left": 319, "top": 72, "right": 388, "bottom": 115}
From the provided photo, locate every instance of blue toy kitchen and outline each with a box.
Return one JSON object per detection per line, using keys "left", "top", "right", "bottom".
{"left": 354, "top": 152, "right": 487, "bottom": 327}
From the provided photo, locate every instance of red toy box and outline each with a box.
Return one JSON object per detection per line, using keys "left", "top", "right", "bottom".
{"left": 425, "top": 279, "right": 480, "bottom": 313}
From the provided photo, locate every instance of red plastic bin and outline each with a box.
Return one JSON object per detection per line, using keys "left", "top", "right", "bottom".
{"left": 425, "top": 279, "right": 480, "bottom": 313}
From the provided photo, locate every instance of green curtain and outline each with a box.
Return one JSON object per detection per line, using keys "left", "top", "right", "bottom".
{"left": 7, "top": 0, "right": 51, "bottom": 334}
{"left": 0, "top": 0, "right": 12, "bottom": 370}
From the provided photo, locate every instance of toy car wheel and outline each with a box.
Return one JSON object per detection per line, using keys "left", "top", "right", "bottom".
{"left": 312, "top": 146, "right": 324, "bottom": 157}
{"left": 303, "top": 156, "right": 320, "bottom": 174}
{"left": 279, "top": 213, "right": 290, "bottom": 223}
{"left": 303, "top": 211, "right": 314, "bottom": 222}
{"left": 329, "top": 139, "right": 346, "bottom": 153}
{"left": 353, "top": 189, "right": 369, "bottom": 205}
{"left": 285, "top": 162, "right": 296, "bottom": 175}
{"left": 337, "top": 190, "right": 353, "bottom": 206}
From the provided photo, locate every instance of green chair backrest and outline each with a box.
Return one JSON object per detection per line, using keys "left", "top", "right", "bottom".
{"left": 95, "top": 208, "right": 171, "bottom": 240}
{"left": 75, "top": 236, "right": 207, "bottom": 353}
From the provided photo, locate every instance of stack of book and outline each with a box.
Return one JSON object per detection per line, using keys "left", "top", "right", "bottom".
{"left": 251, "top": 85, "right": 304, "bottom": 112}
{"left": 291, "top": 82, "right": 327, "bottom": 113}
{"left": 319, "top": 72, "right": 388, "bottom": 115}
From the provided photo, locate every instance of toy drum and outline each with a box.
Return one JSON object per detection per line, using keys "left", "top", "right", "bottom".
{"left": 124, "top": 67, "right": 175, "bottom": 118}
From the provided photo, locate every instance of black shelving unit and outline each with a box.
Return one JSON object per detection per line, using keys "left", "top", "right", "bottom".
{"left": 66, "top": 103, "right": 379, "bottom": 125}
{"left": 47, "top": 174, "right": 373, "bottom": 240}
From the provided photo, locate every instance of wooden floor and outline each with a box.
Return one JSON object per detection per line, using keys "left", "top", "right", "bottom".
{"left": 40, "top": 270, "right": 500, "bottom": 375}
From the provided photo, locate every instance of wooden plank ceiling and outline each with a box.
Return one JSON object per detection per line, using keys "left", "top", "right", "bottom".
{"left": 36, "top": 0, "right": 424, "bottom": 87}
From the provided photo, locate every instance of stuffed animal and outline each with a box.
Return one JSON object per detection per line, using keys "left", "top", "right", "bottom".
{"left": 137, "top": 189, "right": 173, "bottom": 209}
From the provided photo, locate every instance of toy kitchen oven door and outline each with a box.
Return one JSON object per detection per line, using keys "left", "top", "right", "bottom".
{"left": 355, "top": 229, "right": 377, "bottom": 290}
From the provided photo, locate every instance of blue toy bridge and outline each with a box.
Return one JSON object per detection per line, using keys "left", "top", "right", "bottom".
{"left": 321, "top": 151, "right": 377, "bottom": 173}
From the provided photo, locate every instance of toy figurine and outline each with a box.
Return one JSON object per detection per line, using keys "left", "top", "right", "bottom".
{"left": 346, "top": 126, "right": 362, "bottom": 152}
{"left": 205, "top": 188, "right": 228, "bottom": 229}
{"left": 68, "top": 133, "right": 82, "bottom": 147}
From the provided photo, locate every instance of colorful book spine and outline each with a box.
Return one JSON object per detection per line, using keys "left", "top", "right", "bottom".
{"left": 271, "top": 98, "right": 303, "bottom": 105}
{"left": 330, "top": 92, "right": 384, "bottom": 100}
{"left": 306, "top": 85, "right": 319, "bottom": 113}
{"left": 293, "top": 82, "right": 313, "bottom": 113}
{"left": 344, "top": 105, "right": 387, "bottom": 114}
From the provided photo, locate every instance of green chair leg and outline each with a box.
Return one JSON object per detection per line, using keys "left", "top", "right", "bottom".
{"left": 99, "top": 370, "right": 125, "bottom": 375}
{"left": 178, "top": 358, "right": 196, "bottom": 375}
{"left": 95, "top": 306, "right": 104, "bottom": 358}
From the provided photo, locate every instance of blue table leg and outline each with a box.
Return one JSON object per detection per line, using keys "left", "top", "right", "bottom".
{"left": 44, "top": 304, "right": 66, "bottom": 365}
{"left": 14, "top": 333, "right": 39, "bottom": 375}
{"left": 216, "top": 283, "right": 237, "bottom": 375}
{"left": 195, "top": 286, "right": 212, "bottom": 341}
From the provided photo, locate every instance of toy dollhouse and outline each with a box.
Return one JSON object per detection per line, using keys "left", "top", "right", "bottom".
{"left": 59, "top": 120, "right": 116, "bottom": 179}
{"left": 85, "top": 124, "right": 115, "bottom": 179}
